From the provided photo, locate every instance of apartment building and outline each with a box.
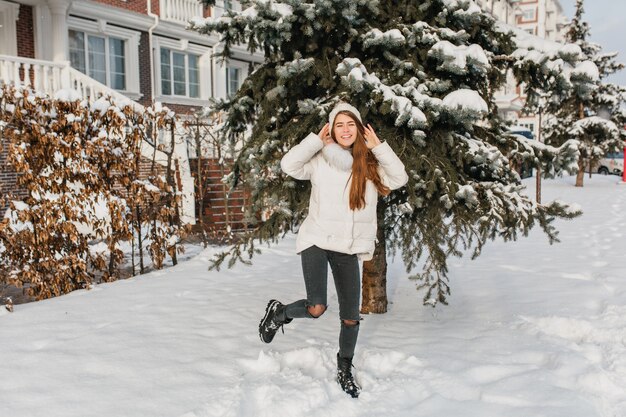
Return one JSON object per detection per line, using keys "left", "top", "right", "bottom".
{"left": 478, "top": 0, "right": 570, "bottom": 138}
{"left": 1, "top": 0, "right": 260, "bottom": 225}
{"left": 1, "top": 0, "right": 257, "bottom": 109}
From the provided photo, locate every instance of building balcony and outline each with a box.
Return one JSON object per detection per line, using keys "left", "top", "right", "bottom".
{"left": 160, "top": 0, "right": 207, "bottom": 24}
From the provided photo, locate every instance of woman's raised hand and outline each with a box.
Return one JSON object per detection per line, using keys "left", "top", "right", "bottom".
{"left": 363, "top": 124, "right": 382, "bottom": 149}
{"left": 318, "top": 123, "right": 334, "bottom": 146}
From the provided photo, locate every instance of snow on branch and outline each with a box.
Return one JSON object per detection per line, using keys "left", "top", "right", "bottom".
{"left": 0, "top": 85, "right": 186, "bottom": 300}
{"left": 276, "top": 56, "right": 315, "bottom": 80}
{"left": 571, "top": 60, "right": 600, "bottom": 82}
{"left": 499, "top": 22, "right": 595, "bottom": 82}
{"left": 336, "top": 58, "right": 428, "bottom": 128}
{"left": 500, "top": 23, "right": 582, "bottom": 60}
{"left": 53, "top": 89, "right": 83, "bottom": 103}
{"left": 509, "top": 134, "right": 580, "bottom": 176}
{"left": 363, "top": 28, "right": 406, "bottom": 49}
{"left": 442, "top": 89, "right": 488, "bottom": 115}
{"left": 569, "top": 116, "right": 619, "bottom": 136}
{"left": 428, "top": 40, "right": 490, "bottom": 74}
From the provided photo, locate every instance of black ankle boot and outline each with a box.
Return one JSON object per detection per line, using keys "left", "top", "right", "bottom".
{"left": 259, "top": 299, "right": 292, "bottom": 343}
{"left": 337, "top": 353, "right": 361, "bottom": 398}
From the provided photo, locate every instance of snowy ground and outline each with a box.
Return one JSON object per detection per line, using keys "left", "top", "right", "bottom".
{"left": 1, "top": 175, "right": 625, "bottom": 417}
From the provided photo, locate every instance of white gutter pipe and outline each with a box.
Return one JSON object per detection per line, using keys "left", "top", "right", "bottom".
{"left": 147, "top": 0, "right": 159, "bottom": 103}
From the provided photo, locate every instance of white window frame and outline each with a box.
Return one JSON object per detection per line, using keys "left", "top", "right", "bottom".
{"left": 226, "top": 66, "right": 241, "bottom": 97}
{"left": 159, "top": 48, "right": 201, "bottom": 99}
{"left": 69, "top": 30, "right": 126, "bottom": 90}
{"left": 215, "top": 59, "right": 248, "bottom": 99}
{"left": 154, "top": 37, "right": 211, "bottom": 105}
{"left": 67, "top": 17, "right": 141, "bottom": 99}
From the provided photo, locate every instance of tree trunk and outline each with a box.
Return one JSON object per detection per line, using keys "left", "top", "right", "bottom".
{"left": 167, "top": 125, "right": 178, "bottom": 266}
{"left": 576, "top": 157, "right": 585, "bottom": 187}
{"left": 360, "top": 203, "right": 388, "bottom": 314}
{"left": 576, "top": 102, "right": 585, "bottom": 187}
{"left": 194, "top": 120, "right": 208, "bottom": 246}
{"left": 135, "top": 205, "right": 145, "bottom": 274}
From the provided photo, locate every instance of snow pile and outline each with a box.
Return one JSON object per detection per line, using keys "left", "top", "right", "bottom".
{"left": 1, "top": 176, "right": 626, "bottom": 417}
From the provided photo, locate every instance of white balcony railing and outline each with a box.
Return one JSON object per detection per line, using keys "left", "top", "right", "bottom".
{"left": 0, "top": 56, "right": 68, "bottom": 95}
{"left": 0, "top": 55, "right": 142, "bottom": 110}
{"left": 160, "top": 0, "right": 204, "bottom": 24}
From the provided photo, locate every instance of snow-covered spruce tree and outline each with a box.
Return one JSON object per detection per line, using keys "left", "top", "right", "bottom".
{"left": 191, "top": 0, "right": 582, "bottom": 307}
{"left": 540, "top": 0, "right": 625, "bottom": 187}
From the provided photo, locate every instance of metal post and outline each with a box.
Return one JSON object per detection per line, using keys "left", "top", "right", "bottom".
{"left": 623, "top": 145, "right": 626, "bottom": 183}
{"left": 536, "top": 108, "right": 542, "bottom": 203}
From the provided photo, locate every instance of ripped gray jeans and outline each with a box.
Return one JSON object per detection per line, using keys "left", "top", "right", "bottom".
{"left": 284, "top": 245, "right": 361, "bottom": 358}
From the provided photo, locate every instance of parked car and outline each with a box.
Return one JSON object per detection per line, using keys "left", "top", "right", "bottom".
{"left": 595, "top": 152, "right": 624, "bottom": 176}
{"left": 509, "top": 126, "right": 534, "bottom": 179}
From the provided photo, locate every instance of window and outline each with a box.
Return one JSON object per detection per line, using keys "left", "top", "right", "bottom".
{"left": 521, "top": 8, "right": 535, "bottom": 21}
{"left": 69, "top": 29, "right": 126, "bottom": 90}
{"left": 160, "top": 48, "right": 200, "bottom": 98}
{"left": 226, "top": 67, "right": 240, "bottom": 97}
{"left": 224, "top": 0, "right": 233, "bottom": 10}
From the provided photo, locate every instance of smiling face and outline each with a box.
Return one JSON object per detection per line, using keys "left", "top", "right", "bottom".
{"left": 332, "top": 113, "right": 359, "bottom": 149}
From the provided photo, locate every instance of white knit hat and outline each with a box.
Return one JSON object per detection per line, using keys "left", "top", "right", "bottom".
{"left": 328, "top": 102, "right": 362, "bottom": 127}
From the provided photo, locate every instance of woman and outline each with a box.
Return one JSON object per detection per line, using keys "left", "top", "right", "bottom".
{"left": 258, "top": 102, "right": 408, "bottom": 398}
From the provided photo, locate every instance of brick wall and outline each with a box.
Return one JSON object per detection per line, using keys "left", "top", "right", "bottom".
{"left": 138, "top": 32, "right": 153, "bottom": 106}
{"left": 90, "top": 0, "right": 210, "bottom": 17}
{"left": 16, "top": 5, "right": 35, "bottom": 59}
{"left": 165, "top": 103, "right": 203, "bottom": 115}
{"left": 92, "top": 0, "right": 147, "bottom": 14}
{"left": 0, "top": 137, "right": 28, "bottom": 217}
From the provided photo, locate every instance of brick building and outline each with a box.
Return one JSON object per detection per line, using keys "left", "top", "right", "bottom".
{"left": 0, "top": 0, "right": 259, "bottom": 228}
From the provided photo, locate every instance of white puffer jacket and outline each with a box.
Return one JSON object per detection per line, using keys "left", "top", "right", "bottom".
{"left": 281, "top": 132, "right": 409, "bottom": 261}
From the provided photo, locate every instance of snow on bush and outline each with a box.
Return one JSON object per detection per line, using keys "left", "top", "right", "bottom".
{"left": 0, "top": 85, "right": 187, "bottom": 300}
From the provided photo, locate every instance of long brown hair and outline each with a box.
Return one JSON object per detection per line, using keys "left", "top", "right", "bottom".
{"left": 331, "top": 111, "right": 390, "bottom": 210}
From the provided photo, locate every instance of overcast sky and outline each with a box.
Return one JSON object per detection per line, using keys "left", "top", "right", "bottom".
{"left": 560, "top": 0, "right": 626, "bottom": 86}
